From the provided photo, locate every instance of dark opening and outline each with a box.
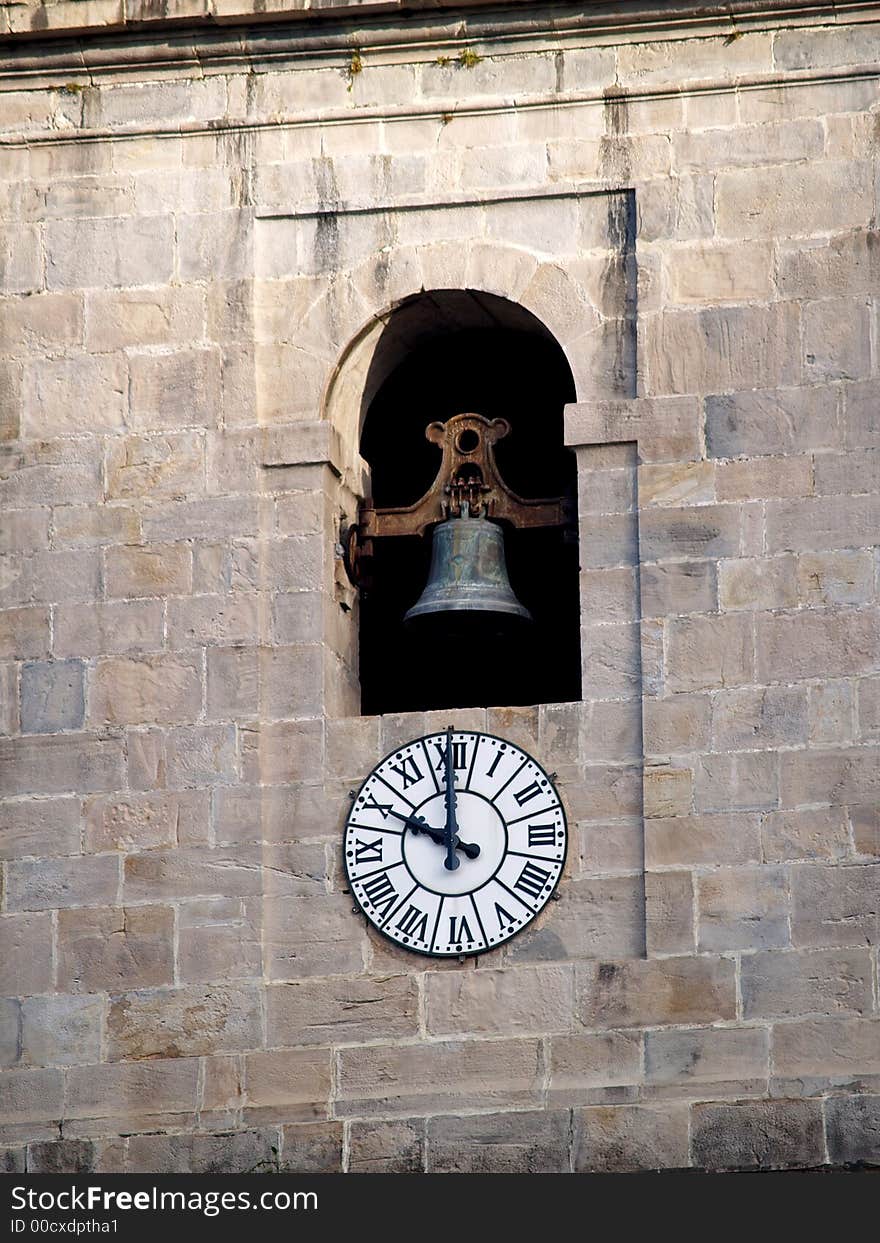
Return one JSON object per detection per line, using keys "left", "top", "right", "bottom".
{"left": 358, "top": 290, "right": 581, "bottom": 716}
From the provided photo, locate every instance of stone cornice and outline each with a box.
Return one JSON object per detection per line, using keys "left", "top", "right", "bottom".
{"left": 0, "top": 0, "right": 878, "bottom": 56}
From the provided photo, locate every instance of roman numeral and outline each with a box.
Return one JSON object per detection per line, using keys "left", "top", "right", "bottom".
{"left": 514, "top": 861, "right": 552, "bottom": 899}
{"left": 354, "top": 837, "right": 383, "bottom": 864}
{"left": 528, "top": 824, "right": 557, "bottom": 848}
{"left": 486, "top": 751, "right": 504, "bottom": 779}
{"left": 513, "top": 780, "right": 543, "bottom": 807}
{"left": 361, "top": 871, "right": 399, "bottom": 918}
{"left": 494, "top": 901, "right": 516, "bottom": 929}
{"left": 388, "top": 755, "right": 423, "bottom": 789}
{"left": 361, "top": 793, "right": 392, "bottom": 819}
{"left": 433, "top": 741, "right": 467, "bottom": 771}
{"left": 449, "top": 914, "right": 474, "bottom": 944}
{"left": 395, "top": 904, "right": 429, "bottom": 941}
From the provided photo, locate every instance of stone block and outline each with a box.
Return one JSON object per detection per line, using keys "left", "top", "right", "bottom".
{"left": 105, "top": 433, "right": 206, "bottom": 501}
{"left": 790, "top": 863, "right": 879, "bottom": 948}
{"left": 1, "top": 1148, "right": 25, "bottom": 1172}
{"left": 639, "top": 504, "right": 742, "bottom": 563}
{"left": 89, "top": 655, "right": 201, "bottom": 727}
{"left": 45, "top": 216, "right": 174, "bottom": 290}
{"left": 691, "top": 1099, "right": 824, "bottom": 1170}
{"left": 850, "top": 805, "right": 879, "bottom": 858}
{"left": 240, "top": 719, "right": 323, "bottom": 786}
{"left": 348, "top": 1119, "right": 425, "bottom": 1173}
{"left": 759, "top": 609, "right": 878, "bottom": 683}
{"left": 548, "top": 1031, "right": 642, "bottom": 1105}
{"left": 30, "top": 550, "right": 101, "bottom": 606}
{"left": 0, "top": 1069, "right": 64, "bottom": 1126}
{"left": 0, "top": 796, "right": 80, "bottom": 860}
{"left": 666, "top": 613, "right": 753, "bottom": 693}
{"left": 762, "top": 808, "right": 849, "bottom": 862}
{"left": 0, "top": 912, "right": 53, "bottom": 994}
{"left": 58, "top": 905, "right": 174, "bottom": 993}
{"left": 205, "top": 646, "right": 259, "bottom": 720}
{"left": 264, "top": 893, "right": 364, "bottom": 980}
{"left": 809, "top": 681, "right": 854, "bottom": 746}
{"left": 107, "top": 984, "right": 262, "bottom": 1061}
{"left": 426, "top": 1110, "right": 571, "bottom": 1174}
{"left": 141, "top": 497, "right": 261, "bottom": 542}
{"left": 666, "top": 241, "right": 773, "bottom": 304}
{"left": 775, "top": 22, "right": 880, "bottom": 71}
{"left": 644, "top": 870, "right": 695, "bottom": 955}
{"left": 104, "top": 543, "right": 193, "bottom": 600}
{"left": 643, "top": 766, "right": 692, "bottom": 818}
{"left": 178, "top": 210, "right": 253, "bottom": 282}
{"left": 279, "top": 1122, "right": 342, "bottom": 1173}
{"left": 424, "top": 966, "right": 573, "bottom": 1037}
{"left": 6, "top": 853, "right": 119, "bottom": 912}
{"left": 65, "top": 1058, "right": 199, "bottom": 1123}
{"left": 0, "top": 1000, "right": 19, "bottom": 1069}
{"left": 26, "top": 1140, "right": 97, "bottom": 1175}
{"left": 178, "top": 897, "right": 262, "bottom": 983}
{"left": 802, "top": 296, "right": 872, "bottom": 383}
{"left": 642, "top": 693, "right": 710, "bottom": 755}
{"left": 715, "top": 455, "right": 813, "bottom": 502}
{"left": 644, "top": 303, "right": 800, "bottom": 394}
{"left": 646, "top": 813, "right": 761, "bottom": 867}
{"left": 742, "top": 948, "right": 874, "bottom": 1020}
{"left": 51, "top": 505, "right": 141, "bottom": 548}
{"left": 773, "top": 1017, "right": 880, "bottom": 1078}
{"left": 783, "top": 747, "right": 880, "bottom": 807}
{"left": 128, "top": 349, "right": 221, "bottom": 430}
{"left": 20, "top": 659, "right": 85, "bottom": 733}
{"left": 716, "top": 160, "right": 872, "bottom": 238}
{"left": 243, "top": 1048, "right": 331, "bottom": 1123}
{"left": 335, "top": 1038, "right": 543, "bottom": 1118}
{"left": 814, "top": 448, "right": 880, "bottom": 496}
{"left": 127, "top": 1131, "right": 278, "bottom": 1175}
{"left": 20, "top": 995, "right": 103, "bottom": 1067}
{"left": 0, "top": 511, "right": 50, "bottom": 556}
{"left": 163, "top": 724, "right": 237, "bottom": 788}
{"left": 767, "top": 495, "right": 878, "bottom": 555}
{"left": 267, "top": 975, "right": 417, "bottom": 1047}
{"left": 54, "top": 600, "right": 163, "bottom": 658}
{"left": 86, "top": 790, "right": 207, "bottom": 852}
{"left": 825, "top": 1094, "right": 880, "bottom": 1166}
{"left": 0, "top": 607, "right": 50, "bottom": 660}
{"left": 712, "top": 686, "right": 809, "bottom": 750}
{"left": 578, "top": 819, "right": 642, "bottom": 873}
{"left": 574, "top": 1103, "right": 689, "bottom": 1172}
{"left": 84, "top": 286, "right": 204, "bottom": 352}
{"left": 640, "top": 561, "right": 717, "bottom": 618}
{"left": 706, "top": 386, "right": 840, "bottom": 458}
{"left": 578, "top": 956, "right": 736, "bottom": 1028}
{"left": 125, "top": 847, "right": 263, "bottom": 903}
{"left": 718, "top": 557, "right": 798, "bottom": 611}
{"left": 797, "top": 551, "right": 874, "bottom": 607}
{"left": 22, "top": 354, "right": 125, "bottom": 437}
{"left": 844, "top": 379, "right": 880, "bottom": 448}
{"left": 645, "top": 1026, "right": 769, "bottom": 1094}
{"left": 0, "top": 224, "right": 41, "bottom": 294}
{"left": 581, "top": 623, "right": 640, "bottom": 697}
{"left": 698, "top": 865, "right": 789, "bottom": 951}
{"left": 0, "top": 733, "right": 123, "bottom": 797}
{"left": 167, "top": 596, "right": 259, "bottom": 650}
{"left": 695, "top": 751, "right": 779, "bottom": 813}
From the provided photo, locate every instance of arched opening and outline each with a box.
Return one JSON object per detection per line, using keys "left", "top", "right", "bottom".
{"left": 358, "top": 289, "right": 581, "bottom": 716}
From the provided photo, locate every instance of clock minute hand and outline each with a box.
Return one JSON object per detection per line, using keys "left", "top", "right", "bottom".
{"left": 382, "top": 808, "right": 480, "bottom": 859}
{"left": 443, "top": 727, "right": 460, "bottom": 872}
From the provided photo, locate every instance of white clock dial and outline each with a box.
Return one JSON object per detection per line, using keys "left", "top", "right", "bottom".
{"left": 343, "top": 731, "right": 567, "bottom": 958}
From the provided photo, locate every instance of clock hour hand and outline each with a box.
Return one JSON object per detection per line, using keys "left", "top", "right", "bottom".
{"left": 382, "top": 807, "right": 480, "bottom": 859}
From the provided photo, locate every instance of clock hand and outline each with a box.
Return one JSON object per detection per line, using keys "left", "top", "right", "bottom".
{"left": 443, "top": 727, "right": 460, "bottom": 872}
{"left": 382, "top": 807, "right": 480, "bottom": 859}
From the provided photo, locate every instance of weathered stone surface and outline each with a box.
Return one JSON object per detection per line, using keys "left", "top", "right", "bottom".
{"left": 279, "top": 1123, "right": 342, "bottom": 1173}
{"left": 772, "top": 1017, "right": 880, "bottom": 1078}
{"left": 646, "top": 812, "right": 761, "bottom": 867}
{"left": 706, "top": 386, "right": 839, "bottom": 458}
{"left": 666, "top": 613, "right": 753, "bottom": 692}
{"left": 128, "top": 1131, "right": 277, "bottom": 1174}
{"left": 762, "top": 808, "right": 849, "bottom": 862}
{"left": 26, "top": 1140, "right": 98, "bottom": 1175}
{"left": 425, "top": 966, "right": 573, "bottom": 1036}
{"left": 719, "top": 556, "right": 798, "bottom": 611}
{"left": 790, "top": 863, "right": 879, "bottom": 948}
{"left": 548, "top": 1030, "right": 642, "bottom": 1105}
{"left": 65, "top": 1059, "right": 199, "bottom": 1123}
{"left": 336, "top": 1038, "right": 543, "bottom": 1118}
{"left": 640, "top": 561, "right": 716, "bottom": 617}
{"left": 691, "top": 1099, "right": 824, "bottom": 1170}
{"left": 6, "top": 854, "right": 119, "bottom": 912}
{"left": 45, "top": 216, "right": 174, "bottom": 289}
{"left": 825, "top": 1095, "right": 880, "bottom": 1166}
{"left": 502, "top": 876, "right": 644, "bottom": 963}
{"left": 54, "top": 600, "right": 164, "bottom": 658}
{"left": 242, "top": 1048, "right": 331, "bottom": 1122}
{"left": 89, "top": 655, "right": 201, "bottom": 726}
{"left": 0, "top": 1068, "right": 64, "bottom": 1126}
{"left": 267, "top": 975, "right": 418, "bottom": 1046}
{"left": 58, "top": 906, "right": 175, "bottom": 993}
{"left": 578, "top": 957, "right": 736, "bottom": 1028}
{"left": 695, "top": 751, "right": 779, "bottom": 813}
{"left": 104, "top": 543, "right": 192, "bottom": 599}
{"left": 0, "top": 797, "right": 80, "bottom": 860}
{"left": 20, "top": 995, "right": 103, "bottom": 1067}
{"left": 644, "top": 870, "right": 694, "bottom": 955}
{"left": 20, "top": 659, "right": 85, "bottom": 734}
{"left": 574, "top": 1103, "right": 689, "bottom": 1172}
{"left": 427, "top": 1110, "right": 571, "bottom": 1173}
{"left": 742, "top": 948, "right": 874, "bottom": 1020}
{"left": 698, "top": 866, "right": 789, "bottom": 952}
{"left": 0, "top": 912, "right": 53, "bottom": 994}
{"left": 644, "top": 1026, "right": 769, "bottom": 1094}
{"left": 108, "top": 985, "right": 262, "bottom": 1060}
{"left": 348, "top": 1119, "right": 425, "bottom": 1173}
{"left": 712, "top": 686, "right": 809, "bottom": 750}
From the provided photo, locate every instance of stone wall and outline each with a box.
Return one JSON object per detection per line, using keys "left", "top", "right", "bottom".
{"left": 1, "top": 1, "right": 878, "bottom": 1172}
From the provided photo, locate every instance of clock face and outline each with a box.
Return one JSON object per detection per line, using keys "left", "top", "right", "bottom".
{"left": 343, "top": 731, "right": 567, "bottom": 958}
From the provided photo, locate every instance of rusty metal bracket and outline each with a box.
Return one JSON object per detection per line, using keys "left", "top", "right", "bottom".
{"left": 344, "top": 413, "right": 572, "bottom": 587}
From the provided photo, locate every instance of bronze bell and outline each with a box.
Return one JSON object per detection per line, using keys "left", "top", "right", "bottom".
{"left": 404, "top": 512, "right": 532, "bottom": 627}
